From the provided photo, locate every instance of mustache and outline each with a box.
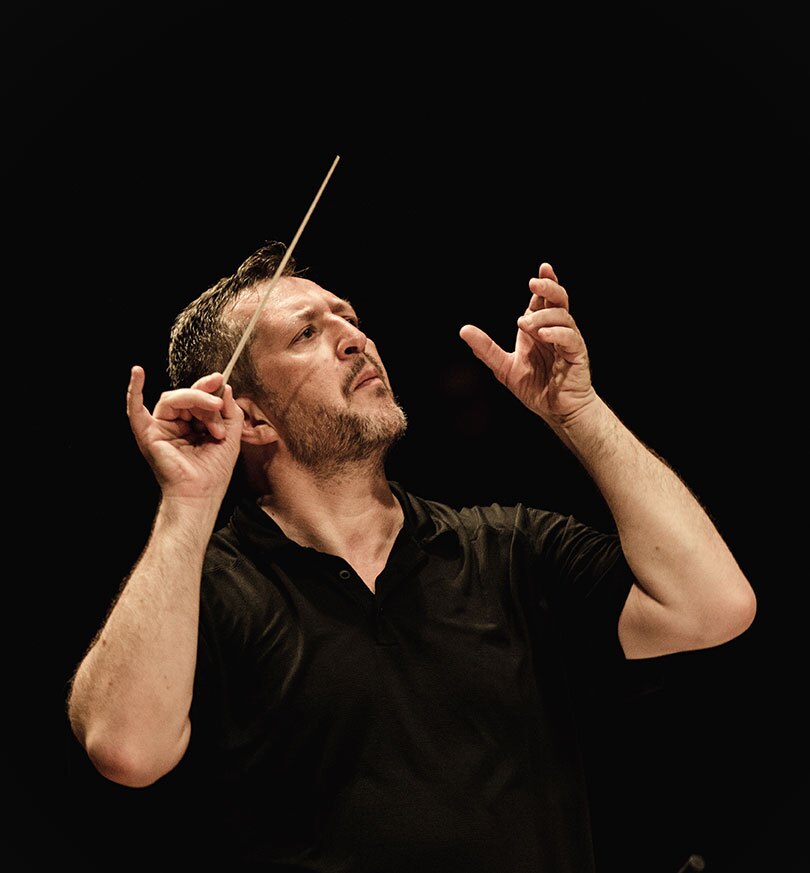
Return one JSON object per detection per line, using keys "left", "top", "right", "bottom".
{"left": 342, "top": 354, "right": 384, "bottom": 397}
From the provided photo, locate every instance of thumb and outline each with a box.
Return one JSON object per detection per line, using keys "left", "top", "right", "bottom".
{"left": 459, "top": 324, "right": 509, "bottom": 374}
{"left": 126, "top": 365, "right": 152, "bottom": 438}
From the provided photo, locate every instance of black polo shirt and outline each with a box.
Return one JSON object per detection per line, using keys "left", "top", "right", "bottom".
{"left": 189, "top": 482, "right": 636, "bottom": 872}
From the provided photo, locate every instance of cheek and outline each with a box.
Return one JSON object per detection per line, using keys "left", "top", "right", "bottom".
{"left": 290, "top": 367, "right": 340, "bottom": 404}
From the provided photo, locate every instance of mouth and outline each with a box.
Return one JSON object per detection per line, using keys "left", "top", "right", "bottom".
{"left": 352, "top": 366, "right": 384, "bottom": 391}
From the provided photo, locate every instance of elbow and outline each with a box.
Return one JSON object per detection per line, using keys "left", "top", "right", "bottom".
{"left": 78, "top": 721, "right": 190, "bottom": 789}
{"left": 86, "top": 740, "right": 166, "bottom": 788}
{"left": 698, "top": 577, "right": 758, "bottom": 648}
{"left": 87, "top": 745, "right": 163, "bottom": 788}
{"left": 727, "top": 581, "right": 758, "bottom": 639}
{"left": 621, "top": 574, "right": 757, "bottom": 659}
{"left": 66, "top": 670, "right": 192, "bottom": 789}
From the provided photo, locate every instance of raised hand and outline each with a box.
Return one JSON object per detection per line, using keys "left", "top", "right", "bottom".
{"left": 126, "top": 366, "right": 244, "bottom": 499}
{"left": 459, "top": 262, "right": 596, "bottom": 425}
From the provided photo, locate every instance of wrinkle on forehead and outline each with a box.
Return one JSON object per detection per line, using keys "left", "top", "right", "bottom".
{"left": 225, "top": 275, "right": 298, "bottom": 321}
{"left": 228, "top": 276, "right": 352, "bottom": 322}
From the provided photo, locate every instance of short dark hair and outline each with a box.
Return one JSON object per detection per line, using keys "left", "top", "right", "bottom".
{"left": 167, "top": 241, "right": 301, "bottom": 397}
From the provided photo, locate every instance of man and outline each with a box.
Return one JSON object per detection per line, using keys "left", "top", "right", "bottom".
{"left": 67, "top": 241, "right": 756, "bottom": 872}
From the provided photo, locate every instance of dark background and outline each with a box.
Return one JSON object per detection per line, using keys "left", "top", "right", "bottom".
{"left": 8, "top": 1, "right": 807, "bottom": 870}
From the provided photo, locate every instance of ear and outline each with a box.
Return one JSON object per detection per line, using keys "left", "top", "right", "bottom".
{"left": 236, "top": 397, "right": 279, "bottom": 446}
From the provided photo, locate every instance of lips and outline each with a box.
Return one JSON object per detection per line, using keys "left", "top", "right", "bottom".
{"left": 353, "top": 366, "right": 383, "bottom": 391}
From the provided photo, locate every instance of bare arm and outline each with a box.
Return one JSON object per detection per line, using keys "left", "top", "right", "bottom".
{"left": 67, "top": 366, "right": 244, "bottom": 787}
{"left": 460, "top": 263, "right": 756, "bottom": 660}
{"left": 549, "top": 396, "right": 754, "bottom": 658}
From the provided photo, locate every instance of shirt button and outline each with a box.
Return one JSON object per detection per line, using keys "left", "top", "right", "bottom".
{"left": 339, "top": 569, "right": 351, "bottom": 580}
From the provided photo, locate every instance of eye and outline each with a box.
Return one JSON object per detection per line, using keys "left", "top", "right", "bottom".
{"left": 344, "top": 315, "right": 361, "bottom": 328}
{"left": 294, "top": 326, "right": 317, "bottom": 343}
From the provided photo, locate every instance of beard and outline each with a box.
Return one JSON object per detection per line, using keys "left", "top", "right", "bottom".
{"left": 278, "top": 362, "right": 408, "bottom": 476}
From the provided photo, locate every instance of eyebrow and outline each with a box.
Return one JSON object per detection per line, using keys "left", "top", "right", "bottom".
{"left": 288, "top": 298, "right": 357, "bottom": 323}
{"left": 333, "top": 297, "right": 356, "bottom": 315}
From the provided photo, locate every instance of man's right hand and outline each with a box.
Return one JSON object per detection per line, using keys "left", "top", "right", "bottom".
{"left": 126, "top": 365, "right": 244, "bottom": 498}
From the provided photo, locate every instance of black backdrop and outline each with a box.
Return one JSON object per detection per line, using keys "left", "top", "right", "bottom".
{"left": 9, "top": 2, "right": 807, "bottom": 870}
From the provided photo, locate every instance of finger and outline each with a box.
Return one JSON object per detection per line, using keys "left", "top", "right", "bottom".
{"left": 126, "top": 365, "right": 145, "bottom": 412}
{"left": 185, "top": 372, "right": 230, "bottom": 438}
{"left": 190, "top": 414, "right": 227, "bottom": 440}
{"left": 153, "top": 388, "right": 224, "bottom": 419}
{"left": 528, "top": 277, "right": 569, "bottom": 311}
{"left": 199, "top": 384, "right": 242, "bottom": 440}
{"left": 528, "top": 270, "right": 569, "bottom": 312}
{"left": 459, "top": 324, "right": 510, "bottom": 374}
{"left": 519, "top": 308, "right": 577, "bottom": 332}
{"left": 529, "top": 326, "right": 585, "bottom": 363}
{"left": 188, "top": 406, "right": 228, "bottom": 440}
{"left": 190, "top": 371, "right": 225, "bottom": 394}
{"left": 220, "top": 383, "right": 243, "bottom": 422}
{"left": 155, "top": 374, "right": 230, "bottom": 440}
{"left": 538, "top": 262, "right": 558, "bottom": 282}
{"left": 518, "top": 309, "right": 585, "bottom": 363}
{"left": 126, "top": 365, "right": 152, "bottom": 436}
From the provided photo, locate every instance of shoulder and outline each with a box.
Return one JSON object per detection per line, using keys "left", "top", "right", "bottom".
{"left": 395, "top": 487, "right": 577, "bottom": 531}
{"left": 393, "top": 482, "right": 577, "bottom": 544}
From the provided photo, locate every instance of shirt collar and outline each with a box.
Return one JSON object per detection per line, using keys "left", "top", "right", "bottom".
{"left": 227, "top": 481, "right": 457, "bottom": 557}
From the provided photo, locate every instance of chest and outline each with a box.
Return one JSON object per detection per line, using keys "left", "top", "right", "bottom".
{"left": 210, "top": 546, "right": 536, "bottom": 748}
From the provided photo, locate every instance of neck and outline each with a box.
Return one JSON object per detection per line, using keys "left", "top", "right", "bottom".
{"left": 257, "top": 462, "right": 404, "bottom": 583}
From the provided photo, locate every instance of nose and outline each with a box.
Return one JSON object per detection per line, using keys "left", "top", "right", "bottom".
{"left": 337, "top": 320, "right": 368, "bottom": 359}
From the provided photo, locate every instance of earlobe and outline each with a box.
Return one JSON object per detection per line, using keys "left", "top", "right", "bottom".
{"left": 242, "top": 419, "right": 279, "bottom": 446}
{"left": 237, "top": 399, "right": 279, "bottom": 446}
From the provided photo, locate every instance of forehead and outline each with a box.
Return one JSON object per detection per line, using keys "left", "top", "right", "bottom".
{"left": 231, "top": 276, "right": 352, "bottom": 322}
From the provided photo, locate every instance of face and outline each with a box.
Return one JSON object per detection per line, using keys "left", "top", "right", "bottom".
{"left": 233, "top": 276, "right": 407, "bottom": 471}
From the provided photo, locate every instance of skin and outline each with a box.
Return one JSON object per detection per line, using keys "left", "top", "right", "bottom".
{"left": 67, "top": 264, "right": 756, "bottom": 789}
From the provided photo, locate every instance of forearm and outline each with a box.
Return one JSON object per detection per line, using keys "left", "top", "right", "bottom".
{"left": 549, "top": 395, "right": 755, "bottom": 653}
{"left": 67, "top": 495, "right": 221, "bottom": 786}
